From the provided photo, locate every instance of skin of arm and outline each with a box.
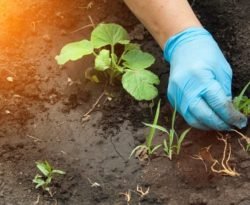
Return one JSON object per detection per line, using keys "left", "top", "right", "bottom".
{"left": 123, "top": 0, "right": 202, "bottom": 48}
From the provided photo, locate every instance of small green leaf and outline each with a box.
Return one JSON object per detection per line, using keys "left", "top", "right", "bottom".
{"left": 36, "top": 162, "right": 49, "bottom": 176}
{"left": 91, "top": 23, "right": 129, "bottom": 48}
{"left": 52, "top": 170, "right": 66, "bottom": 175}
{"left": 122, "top": 69, "right": 160, "bottom": 101}
{"left": 176, "top": 128, "right": 191, "bottom": 154}
{"left": 33, "top": 175, "right": 45, "bottom": 188}
{"left": 234, "top": 81, "right": 250, "bottom": 107}
{"left": 143, "top": 123, "right": 169, "bottom": 134}
{"left": 122, "top": 50, "right": 155, "bottom": 70}
{"left": 150, "top": 144, "right": 162, "bottom": 155}
{"left": 44, "top": 161, "right": 52, "bottom": 173}
{"left": 91, "top": 75, "right": 100, "bottom": 83}
{"left": 55, "top": 40, "right": 93, "bottom": 65}
{"left": 95, "top": 49, "right": 111, "bottom": 71}
{"left": 163, "top": 139, "right": 169, "bottom": 153}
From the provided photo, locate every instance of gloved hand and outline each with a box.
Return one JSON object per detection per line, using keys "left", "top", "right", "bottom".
{"left": 164, "top": 27, "right": 247, "bottom": 130}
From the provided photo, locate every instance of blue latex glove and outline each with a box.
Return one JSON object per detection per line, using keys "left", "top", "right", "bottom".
{"left": 164, "top": 27, "right": 247, "bottom": 130}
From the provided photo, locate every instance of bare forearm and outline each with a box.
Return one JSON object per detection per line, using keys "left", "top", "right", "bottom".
{"left": 123, "top": 0, "right": 202, "bottom": 48}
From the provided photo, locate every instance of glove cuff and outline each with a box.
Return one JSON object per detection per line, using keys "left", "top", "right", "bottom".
{"left": 163, "top": 27, "right": 212, "bottom": 62}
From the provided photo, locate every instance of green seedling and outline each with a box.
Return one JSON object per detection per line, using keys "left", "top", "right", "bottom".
{"left": 33, "top": 161, "right": 65, "bottom": 196}
{"left": 55, "top": 23, "right": 159, "bottom": 101}
{"left": 233, "top": 81, "right": 250, "bottom": 116}
{"left": 149, "top": 106, "right": 191, "bottom": 160}
{"left": 130, "top": 100, "right": 162, "bottom": 159}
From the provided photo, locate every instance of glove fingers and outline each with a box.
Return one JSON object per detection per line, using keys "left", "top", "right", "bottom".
{"left": 214, "top": 61, "right": 232, "bottom": 98}
{"left": 203, "top": 81, "right": 247, "bottom": 129}
{"left": 189, "top": 97, "right": 231, "bottom": 130}
{"left": 184, "top": 111, "right": 210, "bottom": 130}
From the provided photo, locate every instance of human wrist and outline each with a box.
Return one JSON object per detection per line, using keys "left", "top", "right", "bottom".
{"left": 163, "top": 27, "right": 212, "bottom": 62}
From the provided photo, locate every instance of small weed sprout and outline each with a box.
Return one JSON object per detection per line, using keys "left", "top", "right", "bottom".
{"left": 130, "top": 100, "right": 162, "bottom": 159}
{"left": 161, "top": 107, "right": 191, "bottom": 160}
{"left": 33, "top": 161, "right": 65, "bottom": 196}
{"left": 56, "top": 23, "right": 160, "bottom": 101}
{"left": 233, "top": 81, "right": 250, "bottom": 116}
{"left": 130, "top": 100, "right": 190, "bottom": 160}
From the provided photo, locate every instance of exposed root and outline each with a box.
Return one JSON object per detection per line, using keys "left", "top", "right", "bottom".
{"left": 232, "top": 129, "right": 250, "bottom": 151}
{"left": 192, "top": 136, "right": 239, "bottom": 177}
{"left": 136, "top": 185, "right": 150, "bottom": 198}
{"left": 210, "top": 134, "right": 239, "bottom": 177}
{"left": 192, "top": 154, "right": 208, "bottom": 172}
{"left": 33, "top": 194, "right": 40, "bottom": 205}
{"left": 119, "top": 185, "right": 150, "bottom": 204}
{"left": 87, "top": 177, "right": 101, "bottom": 188}
{"left": 119, "top": 190, "right": 131, "bottom": 205}
{"left": 192, "top": 145, "right": 214, "bottom": 172}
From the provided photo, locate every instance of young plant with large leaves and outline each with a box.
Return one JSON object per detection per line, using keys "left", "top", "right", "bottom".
{"left": 56, "top": 23, "right": 159, "bottom": 101}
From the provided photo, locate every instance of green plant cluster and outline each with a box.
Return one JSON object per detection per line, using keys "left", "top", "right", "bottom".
{"left": 56, "top": 23, "right": 160, "bottom": 101}
{"left": 33, "top": 161, "right": 65, "bottom": 196}
{"left": 130, "top": 100, "right": 191, "bottom": 160}
{"left": 233, "top": 81, "right": 250, "bottom": 116}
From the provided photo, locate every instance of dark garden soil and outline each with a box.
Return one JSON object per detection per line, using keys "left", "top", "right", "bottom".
{"left": 0, "top": 0, "right": 249, "bottom": 205}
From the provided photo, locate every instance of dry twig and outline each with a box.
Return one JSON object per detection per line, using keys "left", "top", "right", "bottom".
{"left": 82, "top": 92, "right": 105, "bottom": 122}
{"left": 71, "top": 15, "right": 95, "bottom": 33}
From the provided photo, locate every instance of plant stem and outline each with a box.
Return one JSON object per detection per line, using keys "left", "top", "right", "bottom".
{"left": 117, "top": 49, "right": 126, "bottom": 65}
{"left": 92, "top": 50, "right": 98, "bottom": 57}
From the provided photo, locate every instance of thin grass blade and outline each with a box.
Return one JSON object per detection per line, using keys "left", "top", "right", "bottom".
{"left": 176, "top": 128, "right": 191, "bottom": 154}
{"left": 143, "top": 123, "right": 169, "bottom": 134}
{"left": 146, "top": 100, "right": 161, "bottom": 148}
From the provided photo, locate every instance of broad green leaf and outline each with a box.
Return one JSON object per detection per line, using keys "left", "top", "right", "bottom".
{"left": 122, "top": 69, "right": 160, "bottom": 101}
{"left": 36, "top": 162, "right": 49, "bottom": 176}
{"left": 55, "top": 40, "right": 93, "bottom": 65}
{"left": 91, "top": 23, "right": 129, "bottom": 48}
{"left": 95, "top": 49, "right": 111, "bottom": 71}
{"left": 125, "top": 43, "right": 140, "bottom": 52}
{"left": 122, "top": 50, "right": 155, "bottom": 70}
